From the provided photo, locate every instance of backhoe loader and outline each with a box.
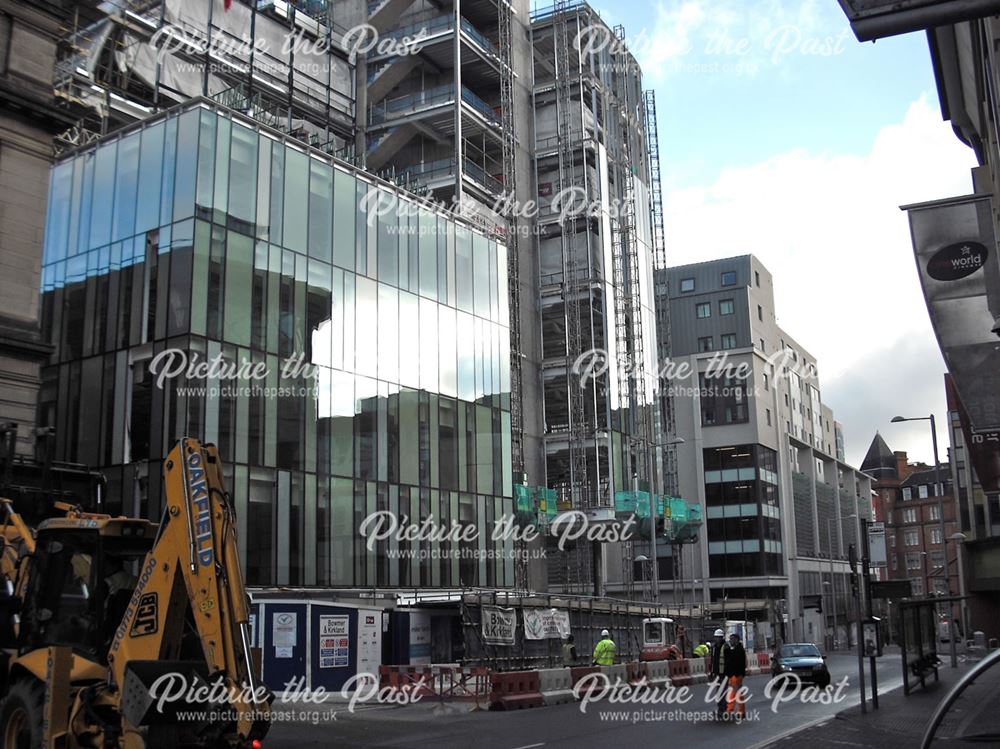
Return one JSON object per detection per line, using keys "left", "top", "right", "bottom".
{"left": 0, "top": 438, "right": 269, "bottom": 749}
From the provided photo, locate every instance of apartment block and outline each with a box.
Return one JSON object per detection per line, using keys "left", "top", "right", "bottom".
{"left": 658, "top": 255, "right": 872, "bottom": 645}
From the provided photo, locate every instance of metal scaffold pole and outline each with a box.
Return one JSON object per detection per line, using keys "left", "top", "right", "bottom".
{"left": 553, "top": 1, "right": 592, "bottom": 595}
{"left": 498, "top": 0, "right": 527, "bottom": 592}
{"left": 609, "top": 25, "right": 654, "bottom": 600}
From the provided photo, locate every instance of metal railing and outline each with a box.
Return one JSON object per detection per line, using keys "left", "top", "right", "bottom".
{"left": 369, "top": 83, "right": 501, "bottom": 128}
{"left": 379, "top": 156, "right": 503, "bottom": 196}
{"left": 371, "top": 13, "right": 501, "bottom": 60}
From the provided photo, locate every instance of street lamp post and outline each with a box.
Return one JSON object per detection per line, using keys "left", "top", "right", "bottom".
{"left": 891, "top": 414, "right": 954, "bottom": 667}
{"left": 948, "top": 532, "right": 968, "bottom": 644}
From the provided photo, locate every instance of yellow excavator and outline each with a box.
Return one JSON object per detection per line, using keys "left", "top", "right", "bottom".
{"left": 0, "top": 437, "right": 269, "bottom": 749}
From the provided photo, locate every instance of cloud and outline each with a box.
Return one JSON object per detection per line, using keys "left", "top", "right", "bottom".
{"left": 627, "top": 0, "right": 846, "bottom": 82}
{"left": 825, "top": 336, "right": 947, "bottom": 467}
{"left": 663, "top": 94, "right": 978, "bottom": 464}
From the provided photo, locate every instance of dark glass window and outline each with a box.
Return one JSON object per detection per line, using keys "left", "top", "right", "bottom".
{"left": 680, "top": 277, "right": 694, "bottom": 292}
{"left": 721, "top": 271, "right": 737, "bottom": 286}
{"left": 308, "top": 159, "right": 332, "bottom": 262}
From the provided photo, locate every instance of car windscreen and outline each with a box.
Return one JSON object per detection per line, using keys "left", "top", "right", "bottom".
{"left": 780, "top": 644, "right": 821, "bottom": 658}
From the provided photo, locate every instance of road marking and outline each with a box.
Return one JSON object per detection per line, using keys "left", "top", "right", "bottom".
{"left": 744, "top": 715, "right": 834, "bottom": 749}
{"left": 510, "top": 743, "right": 545, "bottom": 749}
{"left": 743, "top": 679, "right": 906, "bottom": 749}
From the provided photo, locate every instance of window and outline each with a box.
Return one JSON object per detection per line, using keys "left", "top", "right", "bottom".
{"left": 759, "top": 338, "right": 765, "bottom": 352}
{"left": 905, "top": 552, "right": 922, "bottom": 570}
{"left": 911, "top": 577, "right": 924, "bottom": 596}
{"left": 903, "top": 508, "right": 917, "bottom": 523}
{"left": 757, "top": 304, "right": 763, "bottom": 321}
{"left": 766, "top": 409, "right": 772, "bottom": 426}
{"left": 930, "top": 528, "right": 942, "bottom": 545}
{"left": 0, "top": 14, "right": 9, "bottom": 76}
{"left": 698, "top": 336, "right": 714, "bottom": 352}
{"left": 719, "top": 299, "right": 734, "bottom": 315}
{"left": 721, "top": 334, "right": 736, "bottom": 350}
{"left": 918, "top": 484, "right": 929, "bottom": 499}
{"left": 902, "top": 487, "right": 912, "bottom": 501}
{"left": 904, "top": 531, "right": 919, "bottom": 546}
{"left": 929, "top": 504, "right": 940, "bottom": 521}
{"left": 721, "top": 271, "right": 737, "bottom": 286}
{"left": 680, "top": 277, "right": 695, "bottom": 292}
{"left": 755, "top": 270, "right": 760, "bottom": 287}
{"left": 696, "top": 302, "right": 711, "bottom": 318}
{"left": 763, "top": 373, "right": 769, "bottom": 391}
{"left": 890, "top": 534, "right": 896, "bottom": 547}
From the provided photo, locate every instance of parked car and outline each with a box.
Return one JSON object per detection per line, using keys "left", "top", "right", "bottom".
{"left": 771, "top": 642, "right": 831, "bottom": 687}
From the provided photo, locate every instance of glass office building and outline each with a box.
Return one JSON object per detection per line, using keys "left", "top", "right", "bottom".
{"left": 39, "top": 99, "right": 514, "bottom": 589}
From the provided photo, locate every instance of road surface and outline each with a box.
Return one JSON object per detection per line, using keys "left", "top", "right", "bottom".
{"left": 264, "top": 654, "right": 903, "bottom": 749}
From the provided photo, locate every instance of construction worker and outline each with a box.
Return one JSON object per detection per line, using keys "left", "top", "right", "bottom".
{"left": 693, "top": 641, "right": 710, "bottom": 657}
{"left": 593, "top": 629, "right": 617, "bottom": 666}
{"left": 709, "top": 628, "right": 727, "bottom": 717}
{"left": 562, "top": 634, "right": 578, "bottom": 665}
{"left": 723, "top": 632, "right": 748, "bottom": 720}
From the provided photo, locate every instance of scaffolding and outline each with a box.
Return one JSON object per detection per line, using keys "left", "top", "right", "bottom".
{"left": 644, "top": 90, "right": 666, "bottom": 273}
{"left": 607, "top": 24, "right": 653, "bottom": 602}
{"left": 458, "top": 590, "right": 670, "bottom": 670}
{"left": 497, "top": 0, "right": 528, "bottom": 591}
{"left": 549, "top": 1, "right": 595, "bottom": 596}
{"left": 644, "top": 89, "right": 676, "bottom": 496}
{"left": 51, "top": 0, "right": 357, "bottom": 157}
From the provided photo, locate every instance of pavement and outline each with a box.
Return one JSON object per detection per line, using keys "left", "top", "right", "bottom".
{"left": 759, "top": 655, "right": 1000, "bottom": 749}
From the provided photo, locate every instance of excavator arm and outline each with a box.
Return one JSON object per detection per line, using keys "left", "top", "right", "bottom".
{"left": 108, "top": 438, "right": 268, "bottom": 746}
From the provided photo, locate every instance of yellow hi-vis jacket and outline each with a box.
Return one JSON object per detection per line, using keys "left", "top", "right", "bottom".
{"left": 593, "top": 638, "right": 617, "bottom": 666}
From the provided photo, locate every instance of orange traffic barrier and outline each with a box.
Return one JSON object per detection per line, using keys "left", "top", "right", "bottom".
{"left": 489, "top": 670, "right": 545, "bottom": 710}
{"left": 378, "top": 665, "right": 435, "bottom": 697}
{"left": 569, "top": 665, "right": 601, "bottom": 689}
{"left": 626, "top": 660, "right": 649, "bottom": 684}
{"left": 667, "top": 658, "right": 691, "bottom": 686}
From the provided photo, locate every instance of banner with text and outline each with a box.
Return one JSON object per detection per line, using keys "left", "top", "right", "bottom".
{"left": 481, "top": 605, "right": 516, "bottom": 646}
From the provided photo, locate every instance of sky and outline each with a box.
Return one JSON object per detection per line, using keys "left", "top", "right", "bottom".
{"left": 568, "top": 0, "right": 979, "bottom": 468}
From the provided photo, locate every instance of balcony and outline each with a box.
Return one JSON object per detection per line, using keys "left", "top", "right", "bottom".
{"left": 368, "top": 83, "right": 502, "bottom": 132}
{"left": 379, "top": 156, "right": 504, "bottom": 199}
{"left": 370, "top": 14, "right": 502, "bottom": 64}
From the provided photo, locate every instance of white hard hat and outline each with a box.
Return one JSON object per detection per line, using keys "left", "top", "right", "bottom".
{"left": 714, "top": 629, "right": 725, "bottom": 637}
{"left": 601, "top": 629, "right": 610, "bottom": 637}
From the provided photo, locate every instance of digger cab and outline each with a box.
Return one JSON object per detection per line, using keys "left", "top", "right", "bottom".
{"left": 7, "top": 517, "right": 157, "bottom": 663}
{"left": 640, "top": 617, "right": 681, "bottom": 661}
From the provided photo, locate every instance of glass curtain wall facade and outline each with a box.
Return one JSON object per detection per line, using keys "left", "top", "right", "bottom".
{"left": 703, "top": 444, "right": 784, "bottom": 578}
{"left": 39, "top": 100, "right": 513, "bottom": 589}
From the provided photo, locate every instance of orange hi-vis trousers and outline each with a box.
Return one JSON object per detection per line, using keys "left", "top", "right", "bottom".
{"left": 726, "top": 676, "right": 746, "bottom": 715}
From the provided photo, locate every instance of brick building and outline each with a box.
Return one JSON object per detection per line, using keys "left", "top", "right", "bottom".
{"left": 862, "top": 434, "right": 961, "bottom": 599}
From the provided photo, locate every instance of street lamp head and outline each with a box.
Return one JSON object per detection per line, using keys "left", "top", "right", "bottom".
{"left": 890, "top": 416, "right": 907, "bottom": 423}
{"left": 634, "top": 555, "right": 649, "bottom": 563}
{"left": 949, "top": 532, "right": 967, "bottom": 542}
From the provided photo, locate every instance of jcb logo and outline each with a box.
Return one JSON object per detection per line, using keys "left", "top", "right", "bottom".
{"left": 130, "top": 593, "right": 159, "bottom": 637}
